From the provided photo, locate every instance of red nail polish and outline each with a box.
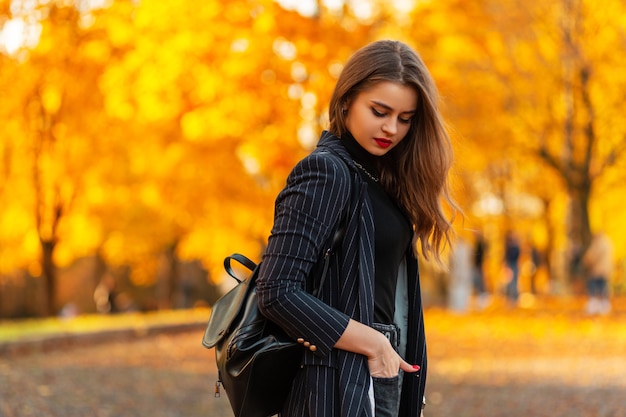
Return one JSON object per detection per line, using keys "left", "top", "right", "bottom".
{"left": 413, "top": 365, "right": 420, "bottom": 370}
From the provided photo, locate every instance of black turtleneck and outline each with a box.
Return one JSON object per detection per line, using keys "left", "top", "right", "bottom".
{"left": 341, "top": 132, "right": 412, "bottom": 324}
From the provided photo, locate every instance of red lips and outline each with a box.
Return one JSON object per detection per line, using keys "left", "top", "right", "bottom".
{"left": 374, "top": 138, "right": 392, "bottom": 148}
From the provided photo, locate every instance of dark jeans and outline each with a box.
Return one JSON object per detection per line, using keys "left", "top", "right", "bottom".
{"left": 373, "top": 375, "right": 399, "bottom": 417}
{"left": 371, "top": 323, "right": 401, "bottom": 417}
{"left": 473, "top": 267, "right": 486, "bottom": 294}
{"left": 587, "top": 276, "right": 608, "bottom": 297}
{"left": 505, "top": 263, "right": 519, "bottom": 301}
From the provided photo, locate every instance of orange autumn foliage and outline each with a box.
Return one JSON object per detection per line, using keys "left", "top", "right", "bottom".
{"left": 1, "top": 0, "right": 625, "bottom": 314}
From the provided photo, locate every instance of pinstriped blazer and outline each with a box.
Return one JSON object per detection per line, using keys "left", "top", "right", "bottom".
{"left": 256, "top": 131, "right": 427, "bottom": 417}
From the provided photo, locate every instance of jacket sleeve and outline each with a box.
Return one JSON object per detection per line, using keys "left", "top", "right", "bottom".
{"left": 256, "top": 151, "right": 352, "bottom": 358}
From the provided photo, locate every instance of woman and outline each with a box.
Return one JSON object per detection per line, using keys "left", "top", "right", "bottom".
{"left": 256, "top": 40, "right": 457, "bottom": 417}
{"left": 582, "top": 232, "right": 613, "bottom": 315}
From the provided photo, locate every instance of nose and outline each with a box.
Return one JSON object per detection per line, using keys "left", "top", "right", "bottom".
{"left": 382, "top": 119, "right": 398, "bottom": 136}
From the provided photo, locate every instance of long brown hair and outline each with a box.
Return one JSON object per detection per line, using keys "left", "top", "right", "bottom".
{"left": 328, "top": 40, "right": 458, "bottom": 263}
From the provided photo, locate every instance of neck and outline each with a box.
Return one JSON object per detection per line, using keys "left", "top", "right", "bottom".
{"left": 341, "top": 131, "right": 379, "bottom": 177}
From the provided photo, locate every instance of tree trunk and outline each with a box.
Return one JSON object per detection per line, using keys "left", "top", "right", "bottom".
{"left": 566, "top": 185, "right": 592, "bottom": 287}
{"left": 541, "top": 196, "right": 556, "bottom": 290}
{"left": 158, "top": 242, "right": 180, "bottom": 309}
{"left": 40, "top": 239, "right": 57, "bottom": 316}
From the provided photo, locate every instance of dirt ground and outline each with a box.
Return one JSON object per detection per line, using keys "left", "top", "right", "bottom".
{"left": 1, "top": 303, "right": 625, "bottom": 417}
{"left": 423, "top": 305, "right": 626, "bottom": 417}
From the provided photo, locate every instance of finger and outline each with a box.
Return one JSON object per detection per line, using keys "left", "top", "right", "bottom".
{"left": 399, "top": 359, "right": 420, "bottom": 373}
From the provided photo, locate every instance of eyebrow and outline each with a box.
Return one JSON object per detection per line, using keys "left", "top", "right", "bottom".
{"left": 371, "top": 100, "right": 416, "bottom": 115}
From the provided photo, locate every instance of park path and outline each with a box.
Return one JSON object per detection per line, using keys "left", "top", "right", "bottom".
{"left": 1, "top": 303, "right": 625, "bottom": 417}
{"left": 424, "top": 306, "right": 626, "bottom": 417}
{"left": 1, "top": 326, "right": 233, "bottom": 417}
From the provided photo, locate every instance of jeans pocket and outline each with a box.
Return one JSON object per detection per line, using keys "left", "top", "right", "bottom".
{"left": 372, "top": 376, "right": 399, "bottom": 417}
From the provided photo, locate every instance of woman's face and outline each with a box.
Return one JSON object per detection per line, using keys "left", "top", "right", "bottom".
{"left": 344, "top": 81, "right": 418, "bottom": 156}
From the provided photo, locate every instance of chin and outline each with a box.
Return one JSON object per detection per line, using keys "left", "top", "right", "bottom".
{"left": 369, "top": 148, "right": 390, "bottom": 157}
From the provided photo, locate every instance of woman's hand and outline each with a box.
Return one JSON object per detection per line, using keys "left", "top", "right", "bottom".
{"left": 367, "top": 339, "right": 419, "bottom": 377}
{"left": 334, "top": 319, "right": 420, "bottom": 378}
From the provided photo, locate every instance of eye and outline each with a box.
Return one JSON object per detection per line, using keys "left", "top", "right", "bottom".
{"left": 371, "top": 107, "right": 386, "bottom": 118}
{"left": 399, "top": 116, "right": 412, "bottom": 124}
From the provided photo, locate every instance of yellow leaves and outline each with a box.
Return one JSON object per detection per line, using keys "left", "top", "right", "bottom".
{"left": 135, "top": 90, "right": 180, "bottom": 123}
{"left": 0, "top": 205, "right": 32, "bottom": 244}
{"left": 106, "top": 16, "right": 133, "bottom": 48}
{"left": 6, "top": 0, "right": 624, "bottom": 300}
{"left": 181, "top": 106, "right": 240, "bottom": 143}
{"left": 103, "top": 91, "right": 134, "bottom": 120}
{"left": 180, "top": 110, "right": 207, "bottom": 142}
{"left": 310, "top": 42, "right": 328, "bottom": 61}
{"left": 101, "top": 231, "right": 126, "bottom": 265}
{"left": 178, "top": 205, "right": 269, "bottom": 284}
{"left": 79, "top": 39, "right": 110, "bottom": 63}
{"left": 55, "top": 214, "right": 102, "bottom": 267}
{"left": 253, "top": 9, "right": 275, "bottom": 33}
{"left": 0, "top": 221, "right": 39, "bottom": 274}
{"left": 100, "top": 66, "right": 135, "bottom": 120}
{"left": 131, "top": 62, "right": 183, "bottom": 122}
{"left": 223, "top": 2, "right": 253, "bottom": 23}
{"left": 188, "top": 67, "right": 220, "bottom": 102}
{"left": 236, "top": 140, "right": 264, "bottom": 175}
{"left": 182, "top": 90, "right": 274, "bottom": 143}
{"left": 41, "top": 84, "right": 62, "bottom": 113}
{"left": 2, "top": 0, "right": 358, "bottom": 281}
{"left": 139, "top": 183, "right": 162, "bottom": 208}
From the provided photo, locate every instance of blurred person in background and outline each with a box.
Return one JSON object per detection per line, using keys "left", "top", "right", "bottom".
{"left": 472, "top": 230, "right": 490, "bottom": 309}
{"left": 529, "top": 243, "right": 542, "bottom": 295}
{"left": 582, "top": 232, "right": 614, "bottom": 315}
{"left": 448, "top": 236, "right": 473, "bottom": 313}
{"left": 94, "top": 273, "right": 118, "bottom": 314}
{"left": 504, "top": 231, "right": 521, "bottom": 305}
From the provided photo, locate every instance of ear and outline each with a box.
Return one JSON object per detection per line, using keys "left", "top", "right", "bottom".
{"left": 341, "top": 98, "right": 352, "bottom": 114}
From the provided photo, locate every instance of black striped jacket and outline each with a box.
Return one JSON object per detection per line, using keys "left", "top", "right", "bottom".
{"left": 257, "top": 131, "right": 427, "bottom": 417}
